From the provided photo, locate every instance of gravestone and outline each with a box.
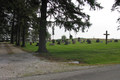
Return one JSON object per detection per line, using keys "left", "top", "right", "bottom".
{"left": 96, "top": 39, "right": 100, "bottom": 43}
{"left": 80, "top": 42, "right": 83, "bottom": 43}
{"left": 36, "top": 43, "right": 39, "bottom": 46}
{"left": 110, "top": 40, "right": 112, "bottom": 42}
{"left": 68, "top": 41, "right": 71, "bottom": 44}
{"left": 64, "top": 39, "right": 68, "bottom": 45}
{"left": 30, "top": 42, "right": 32, "bottom": 45}
{"left": 57, "top": 40, "right": 61, "bottom": 45}
{"left": 49, "top": 39, "right": 55, "bottom": 45}
{"left": 72, "top": 40, "right": 76, "bottom": 44}
{"left": 103, "top": 31, "right": 110, "bottom": 44}
{"left": 114, "top": 40, "right": 118, "bottom": 42}
{"left": 52, "top": 39, "right": 55, "bottom": 44}
{"left": 87, "top": 39, "right": 91, "bottom": 44}
{"left": 56, "top": 40, "right": 58, "bottom": 43}
{"left": 78, "top": 37, "right": 80, "bottom": 42}
{"left": 49, "top": 43, "right": 55, "bottom": 45}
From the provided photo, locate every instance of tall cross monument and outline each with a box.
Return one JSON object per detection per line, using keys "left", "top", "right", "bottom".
{"left": 103, "top": 30, "right": 110, "bottom": 44}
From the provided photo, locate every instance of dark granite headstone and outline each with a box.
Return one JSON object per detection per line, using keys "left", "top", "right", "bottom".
{"left": 57, "top": 41, "right": 61, "bottom": 45}
{"left": 30, "top": 42, "right": 32, "bottom": 45}
{"left": 110, "top": 40, "right": 112, "bottom": 42}
{"left": 56, "top": 40, "right": 58, "bottom": 43}
{"left": 49, "top": 43, "right": 55, "bottom": 45}
{"left": 80, "top": 42, "right": 83, "bottom": 43}
{"left": 52, "top": 39, "right": 55, "bottom": 44}
{"left": 96, "top": 39, "right": 100, "bottom": 43}
{"left": 114, "top": 40, "right": 118, "bottom": 42}
{"left": 36, "top": 43, "right": 39, "bottom": 46}
{"left": 78, "top": 37, "right": 80, "bottom": 42}
{"left": 64, "top": 40, "right": 68, "bottom": 45}
{"left": 87, "top": 39, "right": 91, "bottom": 44}
{"left": 72, "top": 40, "right": 76, "bottom": 44}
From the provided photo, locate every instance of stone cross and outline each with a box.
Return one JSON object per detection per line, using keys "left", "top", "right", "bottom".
{"left": 103, "top": 31, "right": 110, "bottom": 44}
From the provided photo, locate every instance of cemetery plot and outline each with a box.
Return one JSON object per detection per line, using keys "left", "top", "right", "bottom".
{"left": 23, "top": 39, "right": 120, "bottom": 64}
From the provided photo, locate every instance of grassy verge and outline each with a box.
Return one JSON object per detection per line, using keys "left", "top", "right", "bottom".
{"left": 22, "top": 39, "right": 120, "bottom": 65}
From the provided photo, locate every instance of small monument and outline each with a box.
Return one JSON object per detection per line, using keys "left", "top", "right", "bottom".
{"left": 103, "top": 30, "right": 110, "bottom": 44}
{"left": 87, "top": 39, "right": 91, "bottom": 44}
{"left": 110, "top": 40, "right": 112, "bottom": 42}
{"left": 52, "top": 39, "right": 55, "bottom": 44}
{"left": 57, "top": 40, "right": 61, "bottom": 45}
{"left": 96, "top": 39, "right": 100, "bottom": 43}
{"left": 49, "top": 39, "right": 55, "bottom": 45}
{"left": 114, "top": 40, "right": 118, "bottom": 42}
{"left": 78, "top": 37, "right": 80, "bottom": 42}
{"left": 72, "top": 40, "right": 76, "bottom": 44}
{"left": 36, "top": 43, "right": 39, "bottom": 46}
{"left": 64, "top": 39, "right": 68, "bottom": 45}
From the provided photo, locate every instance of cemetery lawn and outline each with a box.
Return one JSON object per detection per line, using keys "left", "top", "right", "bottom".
{"left": 22, "top": 40, "right": 120, "bottom": 65}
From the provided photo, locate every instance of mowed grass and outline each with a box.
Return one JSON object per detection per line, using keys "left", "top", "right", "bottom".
{"left": 22, "top": 39, "right": 120, "bottom": 64}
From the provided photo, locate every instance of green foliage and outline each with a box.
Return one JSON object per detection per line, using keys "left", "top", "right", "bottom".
{"left": 23, "top": 39, "right": 120, "bottom": 64}
{"left": 112, "top": 0, "right": 120, "bottom": 30}
{"left": 47, "top": 0, "right": 103, "bottom": 32}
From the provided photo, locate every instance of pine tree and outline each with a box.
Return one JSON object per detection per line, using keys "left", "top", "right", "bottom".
{"left": 37, "top": 0, "right": 103, "bottom": 53}
{"left": 112, "top": 0, "right": 120, "bottom": 30}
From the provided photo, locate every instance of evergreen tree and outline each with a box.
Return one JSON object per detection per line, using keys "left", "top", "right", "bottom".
{"left": 37, "top": 0, "right": 103, "bottom": 53}
{"left": 112, "top": 0, "right": 120, "bottom": 30}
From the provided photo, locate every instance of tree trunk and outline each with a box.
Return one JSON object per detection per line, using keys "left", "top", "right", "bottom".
{"left": 37, "top": 0, "right": 49, "bottom": 53}
{"left": 16, "top": 26, "right": 19, "bottom": 45}
{"left": 21, "top": 19, "right": 26, "bottom": 47}
{"left": 11, "top": 10, "right": 15, "bottom": 44}
{"left": 16, "top": 13, "right": 21, "bottom": 46}
{"left": 18, "top": 24, "right": 21, "bottom": 46}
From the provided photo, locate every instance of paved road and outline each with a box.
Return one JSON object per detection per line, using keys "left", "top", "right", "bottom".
{"left": 9, "top": 64, "right": 120, "bottom": 80}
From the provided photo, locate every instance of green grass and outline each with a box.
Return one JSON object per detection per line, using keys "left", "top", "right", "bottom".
{"left": 22, "top": 40, "right": 120, "bottom": 65}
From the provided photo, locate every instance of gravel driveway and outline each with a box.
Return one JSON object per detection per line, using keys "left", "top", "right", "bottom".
{"left": 0, "top": 42, "right": 98, "bottom": 80}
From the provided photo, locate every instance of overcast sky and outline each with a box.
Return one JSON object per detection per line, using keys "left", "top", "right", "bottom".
{"left": 48, "top": 0, "right": 120, "bottom": 39}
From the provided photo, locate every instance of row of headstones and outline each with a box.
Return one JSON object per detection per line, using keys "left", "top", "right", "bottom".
{"left": 96, "top": 39, "right": 119, "bottom": 43}
{"left": 49, "top": 39, "right": 119, "bottom": 45}
{"left": 33, "top": 39, "right": 119, "bottom": 46}
{"left": 49, "top": 39, "right": 90, "bottom": 45}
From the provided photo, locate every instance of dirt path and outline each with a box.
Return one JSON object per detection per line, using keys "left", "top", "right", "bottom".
{"left": 0, "top": 42, "right": 98, "bottom": 80}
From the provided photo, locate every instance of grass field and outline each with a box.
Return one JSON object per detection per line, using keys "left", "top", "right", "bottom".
{"left": 22, "top": 39, "right": 120, "bottom": 65}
